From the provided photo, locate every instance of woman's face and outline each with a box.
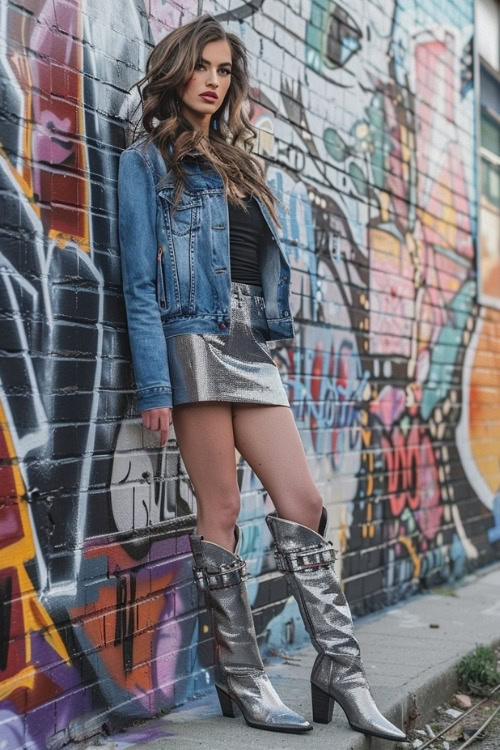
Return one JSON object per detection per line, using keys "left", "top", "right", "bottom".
{"left": 177, "top": 39, "right": 233, "bottom": 133}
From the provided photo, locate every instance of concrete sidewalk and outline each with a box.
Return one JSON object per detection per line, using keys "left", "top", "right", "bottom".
{"left": 100, "top": 564, "right": 500, "bottom": 750}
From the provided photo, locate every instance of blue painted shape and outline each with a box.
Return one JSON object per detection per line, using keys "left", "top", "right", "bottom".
{"left": 390, "top": 0, "right": 474, "bottom": 86}
{"left": 450, "top": 532, "right": 467, "bottom": 579}
{"left": 421, "top": 280, "right": 474, "bottom": 420}
{"left": 488, "top": 494, "right": 500, "bottom": 543}
{"left": 239, "top": 515, "right": 268, "bottom": 606}
{"left": 265, "top": 597, "right": 309, "bottom": 652}
{"left": 270, "top": 171, "right": 319, "bottom": 321}
{"left": 79, "top": 555, "right": 113, "bottom": 605}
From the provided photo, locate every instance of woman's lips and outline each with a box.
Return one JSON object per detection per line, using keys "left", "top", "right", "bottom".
{"left": 200, "top": 93, "right": 218, "bottom": 102}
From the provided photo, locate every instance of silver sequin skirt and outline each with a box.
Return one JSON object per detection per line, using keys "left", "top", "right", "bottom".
{"left": 167, "top": 282, "right": 290, "bottom": 408}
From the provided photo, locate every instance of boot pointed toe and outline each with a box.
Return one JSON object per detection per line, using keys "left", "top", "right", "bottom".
{"left": 224, "top": 670, "right": 312, "bottom": 732}
{"left": 349, "top": 716, "right": 409, "bottom": 743}
{"left": 266, "top": 706, "right": 313, "bottom": 732}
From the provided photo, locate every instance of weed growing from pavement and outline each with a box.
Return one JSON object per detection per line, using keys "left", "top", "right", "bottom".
{"left": 457, "top": 645, "right": 500, "bottom": 696}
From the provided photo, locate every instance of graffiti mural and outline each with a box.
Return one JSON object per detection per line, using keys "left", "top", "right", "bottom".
{"left": 0, "top": 0, "right": 499, "bottom": 747}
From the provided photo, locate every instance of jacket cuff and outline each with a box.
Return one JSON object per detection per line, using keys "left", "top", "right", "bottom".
{"left": 136, "top": 386, "right": 173, "bottom": 412}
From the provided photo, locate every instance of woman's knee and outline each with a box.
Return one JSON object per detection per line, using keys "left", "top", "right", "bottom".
{"left": 272, "top": 486, "right": 324, "bottom": 529}
{"left": 287, "top": 486, "right": 323, "bottom": 513}
{"left": 299, "top": 489, "right": 323, "bottom": 520}
{"left": 196, "top": 487, "right": 241, "bottom": 527}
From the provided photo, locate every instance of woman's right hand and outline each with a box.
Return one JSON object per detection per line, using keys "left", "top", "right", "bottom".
{"left": 141, "top": 407, "right": 172, "bottom": 447}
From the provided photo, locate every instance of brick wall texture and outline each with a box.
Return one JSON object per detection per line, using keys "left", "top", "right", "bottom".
{"left": 1, "top": 0, "right": 499, "bottom": 748}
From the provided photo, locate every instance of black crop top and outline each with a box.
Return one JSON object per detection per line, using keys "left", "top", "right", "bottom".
{"left": 228, "top": 195, "right": 268, "bottom": 286}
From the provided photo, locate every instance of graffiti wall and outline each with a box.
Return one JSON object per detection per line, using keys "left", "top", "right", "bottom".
{"left": 0, "top": 0, "right": 498, "bottom": 747}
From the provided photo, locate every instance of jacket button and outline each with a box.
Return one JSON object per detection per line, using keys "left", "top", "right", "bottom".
{"left": 219, "top": 322, "right": 226, "bottom": 329}
{"left": 284, "top": 311, "right": 289, "bottom": 316}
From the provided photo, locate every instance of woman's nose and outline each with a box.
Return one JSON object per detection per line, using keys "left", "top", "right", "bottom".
{"left": 206, "top": 70, "right": 219, "bottom": 86}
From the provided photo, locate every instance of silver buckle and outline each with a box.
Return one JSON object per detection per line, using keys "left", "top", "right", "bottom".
{"left": 275, "top": 542, "right": 336, "bottom": 572}
{"left": 193, "top": 557, "right": 248, "bottom": 591}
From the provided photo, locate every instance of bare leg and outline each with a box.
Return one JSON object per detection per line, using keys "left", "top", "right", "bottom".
{"left": 231, "top": 404, "right": 323, "bottom": 531}
{"left": 172, "top": 401, "right": 240, "bottom": 551}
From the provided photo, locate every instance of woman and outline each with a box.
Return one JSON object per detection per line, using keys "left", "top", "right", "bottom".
{"left": 117, "top": 12, "right": 407, "bottom": 742}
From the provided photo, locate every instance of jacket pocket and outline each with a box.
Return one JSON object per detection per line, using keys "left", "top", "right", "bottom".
{"left": 158, "top": 189, "right": 202, "bottom": 236}
{"left": 156, "top": 245, "right": 168, "bottom": 309}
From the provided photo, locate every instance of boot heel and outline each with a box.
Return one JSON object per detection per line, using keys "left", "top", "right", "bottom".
{"left": 216, "top": 685, "right": 235, "bottom": 718}
{"left": 311, "top": 682, "right": 335, "bottom": 724}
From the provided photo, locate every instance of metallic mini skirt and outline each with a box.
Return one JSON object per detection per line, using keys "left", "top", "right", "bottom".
{"left": 167, "top": 282, "right": 290, "bottom": 408}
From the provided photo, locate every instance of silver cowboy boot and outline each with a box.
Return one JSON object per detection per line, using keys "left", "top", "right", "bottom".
{"left": 265, "top": 508, "right": 408, "bottom": 742}
{"left": 189, "top": 528, "right": 312, "bottom": 734}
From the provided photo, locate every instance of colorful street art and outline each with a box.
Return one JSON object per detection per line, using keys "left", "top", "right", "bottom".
{"left": 0, "top": 0, "right": 498, "bottom": 747}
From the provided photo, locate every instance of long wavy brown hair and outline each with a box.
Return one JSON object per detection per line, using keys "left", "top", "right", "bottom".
{"left": 128, "top": 13, "right": 283, "bottom": 228}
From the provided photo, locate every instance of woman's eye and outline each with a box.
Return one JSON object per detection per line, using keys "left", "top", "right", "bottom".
{"left": 196, "top": 63, "right": 231, "bottom": 75}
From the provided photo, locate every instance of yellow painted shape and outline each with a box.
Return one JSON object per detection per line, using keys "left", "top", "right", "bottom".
{"left": 0, "top": 665, "right": 35, "bottom": 701}
{"left": 370, "top": 228, "right": 400, "bottom": 259}
{"left": 0, "top": 401, "right": 71, "bottom": 699}
{"left": 398, "top": 536, "right": 421, "bottom": 581}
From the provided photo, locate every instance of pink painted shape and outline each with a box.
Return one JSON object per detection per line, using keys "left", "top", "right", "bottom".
{"left": 145, "top": 0, "right": 199, "bottom": 44}
{"left": 371, "top": 386, "right": 406, "bottom": 430}
{"left": 414, "top": 435, "right": 442, "bottom": 539}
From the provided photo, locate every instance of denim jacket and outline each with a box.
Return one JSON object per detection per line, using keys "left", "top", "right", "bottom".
{"left": 117, "top": 135, "right": 295, "bottom": 412}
